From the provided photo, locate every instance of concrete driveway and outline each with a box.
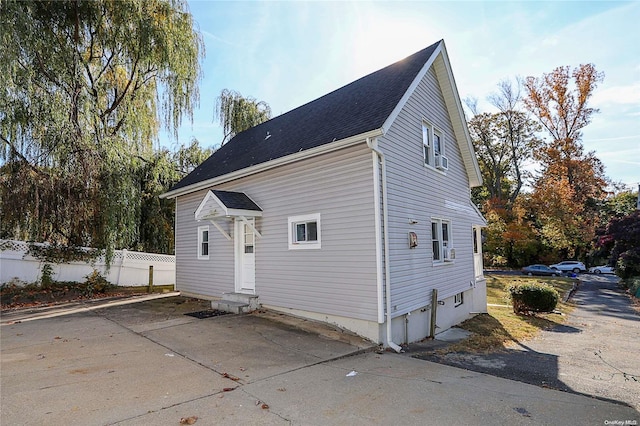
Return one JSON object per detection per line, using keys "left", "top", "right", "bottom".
{"left": 2, "top": 294, "right": 639, "bottom": 425}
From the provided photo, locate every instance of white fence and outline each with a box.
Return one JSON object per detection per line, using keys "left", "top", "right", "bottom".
{"left": 0, "top": 240, "right": 175, "bottom": 287}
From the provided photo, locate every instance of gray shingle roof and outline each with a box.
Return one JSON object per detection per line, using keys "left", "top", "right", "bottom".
{"left": 171, "top": 41, "right": 440, "bottom": 192}
{"left": 212, "top": 190, "right": 262, "bottom": 212}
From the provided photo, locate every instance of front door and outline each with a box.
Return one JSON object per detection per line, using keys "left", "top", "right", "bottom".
{"left": 235, "top": 218, "right": 255, "bottom": 294}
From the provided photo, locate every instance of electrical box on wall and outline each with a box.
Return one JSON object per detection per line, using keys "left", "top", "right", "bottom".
{"left": 408, "top": 232, "right": 418, "bottom": 248}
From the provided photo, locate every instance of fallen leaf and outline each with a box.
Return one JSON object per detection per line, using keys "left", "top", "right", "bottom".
{"left": 277, "top": 388, "right": 286, "bottom": 392}
{"left": 222, "top": 372, "right": 239, "bottom": 381}
{"left": 179, "top": 415, "right": 198, "bottom": 425}
{"left": 54, "top": 336, "right": 62, "bottom": 340}
{"left": 261, "top": 403, "right": 269, "bottom": 410}
{"left": 222, "top": 387, "right": 235, "bottom": 392}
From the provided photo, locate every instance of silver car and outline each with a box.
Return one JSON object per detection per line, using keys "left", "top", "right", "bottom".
{"left": 549, "top": 261, "right": 586, "bottom": 273}
{"left": 588, "top": 265, "right": 615, "bottom": 274}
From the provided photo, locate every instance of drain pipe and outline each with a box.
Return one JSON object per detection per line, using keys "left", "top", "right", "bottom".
{"left": 367, "top": 137, "right": 402, "bottom": 353}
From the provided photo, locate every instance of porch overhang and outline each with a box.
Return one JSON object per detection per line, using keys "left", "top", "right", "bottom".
{"left": 195, "top": 190, "right": 263, "bottom": 240}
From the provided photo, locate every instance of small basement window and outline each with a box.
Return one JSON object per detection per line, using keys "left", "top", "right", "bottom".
{"left": 198, "top": 225, "right": 209, "bottom": 260}
{"left": 454, "top": 291, "right": 464, "bottom": 307}
{"left": 288, "top": 213, "right": 321, "bottom": 250}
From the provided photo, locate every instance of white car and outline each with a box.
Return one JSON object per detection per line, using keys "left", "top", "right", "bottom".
{"left": 549, "top": 261, "right": 586, "bottom": 273}
{"left": 588, "top": 265, "right": 615, "bottom": 274}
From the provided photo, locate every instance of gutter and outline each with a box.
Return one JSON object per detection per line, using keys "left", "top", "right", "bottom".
{"left": 366, "top": 137, "right": 402, "bottom": 353}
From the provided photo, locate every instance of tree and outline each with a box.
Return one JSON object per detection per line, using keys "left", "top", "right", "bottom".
{"left": 215, "top": 89, "right": 271, "bottom": 145}
{"left": 523, "top": 64, "right": 608, "bottom": 260}
{"left": 137, "top": 139, "right": 213, "bottom": 254}
{"left": 0, "top": 0, "right": 204, "bottom": 256}
{"left": 595, "top": 211, "right": 640, "bottom": 279}
{"left": 467, "top": 79, "right": 542, "bottom": 207}
{"left": 466, "top": 80, "right": 543, "bottom": 268}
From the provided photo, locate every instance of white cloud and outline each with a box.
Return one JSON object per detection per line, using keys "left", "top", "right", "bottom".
{"left": 593, "top": 84, "right": 640, "bottom": 106}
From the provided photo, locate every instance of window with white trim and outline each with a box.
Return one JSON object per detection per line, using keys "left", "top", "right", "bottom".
{"left": 454, "top": 291, "right": 464, "bottom": 307}
{"left": 197, "top": 225, "right": 209, "bottom": 260}
{"left": 422, "top": 121, "right": 447, "bottom": 170}
{"left": 431, "top": 218, "right": 452, "bottom": 263}
{"left": 288, "top": 213, "right": 321, "bottom": 250}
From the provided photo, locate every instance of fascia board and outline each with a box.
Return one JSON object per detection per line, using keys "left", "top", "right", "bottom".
{"left": 227, "top": 208, "right": 263, "bottom": 217}
{"left": 381, "top": 40, "right": 443, "bottom": 134}
{"left": 435, "top": 43, "right": 483, "bottom": 188}
{"left": 194, "top": 190, "right": 216, "bottom": 220}
{"left": 161, "top": 128, "right": 384, "bottom": 199}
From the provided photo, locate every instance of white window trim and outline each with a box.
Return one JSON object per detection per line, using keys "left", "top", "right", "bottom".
{"left": 454, "top": 291, "right": 464, "bottom": 307}
{"left": 288, "top": 213, "right": 321, "bottom": 250}
{"left": 422, "top": 120, "right": 447, "bottom": 172}
{"left": 197, "top": 225, "right": 210, "bottom": 260}
{"left": 431, "top": 218, "right": 453, "bottom": 265}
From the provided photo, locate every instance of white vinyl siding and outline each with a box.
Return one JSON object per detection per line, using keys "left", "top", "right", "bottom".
{"left": 174, "top": 143, "right": 379, "bottom": 321}
{"left": 377, "top": 65, "right": 477, "bottom": 316}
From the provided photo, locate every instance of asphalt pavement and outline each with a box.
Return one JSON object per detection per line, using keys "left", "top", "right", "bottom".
{"left": 410, "top": 274, "right": 640, "bottom": 411}
{"left": 1, "top": 287, "right": 639, "bottom": 425}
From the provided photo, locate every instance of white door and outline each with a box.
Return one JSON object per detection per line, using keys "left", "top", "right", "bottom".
{"left": 235, "top": 219, "right": 255, "bottom": 294}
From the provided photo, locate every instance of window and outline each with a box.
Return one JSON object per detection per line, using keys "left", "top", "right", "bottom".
{"left": 473, "top": 227, "right": 479, "bottom": 254}
{"left": 431, "top": 218, "right": 452, "bottom": 263}
{"left": 454, "top": 291, "right": 464, "bottom": 307}
{"left": 422, "top": 121, "right": 447, "bottom": 170}
{"left": 288, "top": 213, "right": 321, "bottom": 250}
{"left": 422, "top": 123, "right": 432, "bottom": 167}
{"left": 198, "top": 225, "right": 209, "bottom": 260}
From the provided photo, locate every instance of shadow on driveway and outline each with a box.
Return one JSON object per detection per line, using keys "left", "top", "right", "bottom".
{"left": 406, "top": 275, "right": 640, "bottom": 410}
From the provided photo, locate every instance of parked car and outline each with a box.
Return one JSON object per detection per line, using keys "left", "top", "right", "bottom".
{"left": 549, "top": 261, "right": 586, "bottom": 273}
{"left": 588, "top": 265, "right": 615, "bottom": 274}
{"left": 522, "top": 264, "right": 563, "bottom": 276}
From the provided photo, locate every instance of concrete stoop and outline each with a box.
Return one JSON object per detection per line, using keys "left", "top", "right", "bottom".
{"left": 211, "top": 293, "right": 260, "bottom": 314}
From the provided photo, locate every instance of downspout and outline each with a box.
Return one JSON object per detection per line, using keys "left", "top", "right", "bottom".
{"left": 367, "top": 137, "right": 403, "bottom": 353}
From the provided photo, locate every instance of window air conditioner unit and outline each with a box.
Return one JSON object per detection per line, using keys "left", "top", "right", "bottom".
{"left": 436, "top": 155, "right": 448, "bottom": 170}
{"left": 444, "top": 248, "right": 455, "bottom": 261}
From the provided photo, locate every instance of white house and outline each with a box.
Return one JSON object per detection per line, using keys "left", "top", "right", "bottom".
{"left": 161, "top": 39, "right": 487, "bottom": 350}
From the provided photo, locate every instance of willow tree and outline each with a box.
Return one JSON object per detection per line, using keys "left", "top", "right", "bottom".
{"left": 0, "top": 0, "right": 203, "bottom": 255}
{"left": 215, "top": 89, "right": 272, "bottom": 145}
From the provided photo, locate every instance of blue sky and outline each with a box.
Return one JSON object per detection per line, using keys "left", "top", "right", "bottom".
{"left": 165, "top": 1, "right": 640, "bottom": 188}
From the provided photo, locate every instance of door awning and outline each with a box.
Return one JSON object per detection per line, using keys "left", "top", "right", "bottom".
{"left": 195, "top": 190, "right": 263, "bottom": 221}
{"left": 195, "top": 190, "right": 263, "bottom": 241}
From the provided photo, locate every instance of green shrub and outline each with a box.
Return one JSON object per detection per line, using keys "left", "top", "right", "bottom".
{"left": 508, "top": 282, "right": 559, "bottom": 314}
{"left": 40, "top": 263, "right": 55, "bottom": 289}
{"left": 83, "top": 270, "right": 113, "bottom": 296}
{"left": 616, "top": 249, "right": 640, "bottom": 279}
{"left": 620, "top": 277, "right": 640, "bottom": 298}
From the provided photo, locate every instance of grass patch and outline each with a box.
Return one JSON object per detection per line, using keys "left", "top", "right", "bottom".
{"left": 445, "top": 274, "right": 578, "bottom": 353}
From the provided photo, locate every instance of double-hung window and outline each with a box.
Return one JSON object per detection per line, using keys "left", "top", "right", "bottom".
{"left": 288, "top": 213, "right": 321, "bottom": 250}
{"left": 198, "top": 225, "right": 209, "bottom": 260}
{"left": 431, "top": 218, "right": 452, "bottom": 263}
{"left": 422, "top": 121, "right": 447, "bottom": 170}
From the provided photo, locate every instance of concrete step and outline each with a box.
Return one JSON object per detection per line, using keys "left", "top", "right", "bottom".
{"left": 211, "top": 300, "right": 251, "bottom": 314}
{"left": 221, "top": 293, "right": 260, "bottom": 310}
{"left": 212, "top": 293, "right": 260, "bottom": 314}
